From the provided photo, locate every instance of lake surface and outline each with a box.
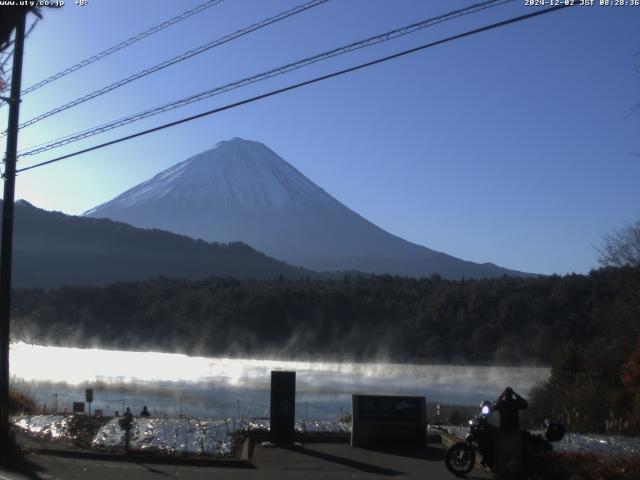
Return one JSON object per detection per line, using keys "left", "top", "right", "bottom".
{"left": 10, "top": 342, "right": 549, "bottom": 419}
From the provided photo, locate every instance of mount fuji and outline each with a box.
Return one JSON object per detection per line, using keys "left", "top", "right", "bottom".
{"left": 85, "top": 137, "right": 529, "bottom": 279}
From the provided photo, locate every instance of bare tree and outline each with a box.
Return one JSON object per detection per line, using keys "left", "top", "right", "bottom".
{"left": 599, "top": 220, "right": 640, "bottom": 315}
{"left": 599, "top": 220, "right": 640, "bottom": 269}
{"left": 0, "top": 7, "right": 45, "bottom": 95}
{"left": 632, "top": 50, "right": 640, "bottom": 118}
{"left": 632, "top": 50, "right": 640, "bottom": 156}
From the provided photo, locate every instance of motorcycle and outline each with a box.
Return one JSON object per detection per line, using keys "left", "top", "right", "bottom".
{"left": 444, "top": 401, "right": 495, "bottom": 477}
{"left": 444, "top": 401, "right": 565, "bottom": 478}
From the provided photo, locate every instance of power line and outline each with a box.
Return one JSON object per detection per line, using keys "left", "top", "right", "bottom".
{"left": 16, "top": 0, "right": 509, "bottom": 152}
{"left": 13, "top": 3, "right": 574, "bottom": 176}
{"left": 9, "top": 0, "right": 330, "bottom": 134}
{"left": 18, "top": 0, "right": 513, "bottom": 157}
{"left": 20, "top": 0, "right": 225, "bottom": 96}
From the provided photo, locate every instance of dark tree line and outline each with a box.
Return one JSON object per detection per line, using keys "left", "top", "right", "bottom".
{"left": 10, "top": 267, "right": 637, "bottom": 367}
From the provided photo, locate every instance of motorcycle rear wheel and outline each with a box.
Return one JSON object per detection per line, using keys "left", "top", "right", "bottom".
{"left": 445, "top": 442, "right": 476, "bottom": 477}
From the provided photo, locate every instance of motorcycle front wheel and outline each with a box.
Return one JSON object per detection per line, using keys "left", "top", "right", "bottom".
{"left": 444, "top": 442, "right": 476, "bottom": 477}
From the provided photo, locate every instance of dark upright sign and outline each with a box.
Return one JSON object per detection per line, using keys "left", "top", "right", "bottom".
{"left": 72, "top": 402, "right": 85, "bottom": 413}
{"left": 270, "top": 371, "right": 296, "bottom": 444}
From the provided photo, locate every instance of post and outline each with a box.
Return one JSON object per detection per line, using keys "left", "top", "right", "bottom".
{"left": 0, "top": 12, "right": 27, "bottom": 452}
{"left": 119, "top": 408, "right": 133, "bottom": 453}
{"left": 85, "top": 388, "right": 93, "bottom": 415}
{"left": 124, "top": 425, "right": 131, "bottom": 452}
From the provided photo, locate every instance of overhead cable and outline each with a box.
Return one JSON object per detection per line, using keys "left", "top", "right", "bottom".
{"left": 11, "top": 0, "right": 329, "bottom": 133}
{"left": 20, "top": 0, "right": 225, "bottom": 96}
{"left": 18, "top": 0, "right": 513, "bottom": 156}
{"left": 13, "top": 3, "right": 575, "bottom": 175}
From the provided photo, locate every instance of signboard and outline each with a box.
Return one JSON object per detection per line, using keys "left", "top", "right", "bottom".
{"left": 270, "top": 371, "right": 296, "bottom": 444}
{"left": 351, "top": 394, "right": 427, "bottom": 448}
{"left": 72, "top": 402, "right": 85, "bottom": 413}
{"left": 356, "top": 396, "right": 422, "bottom": 422}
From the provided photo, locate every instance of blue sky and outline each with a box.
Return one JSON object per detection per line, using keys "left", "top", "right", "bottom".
{"left": 1, "top": 0, "right": 639, "bottom": 275}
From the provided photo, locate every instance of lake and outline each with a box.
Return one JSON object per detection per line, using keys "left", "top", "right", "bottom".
{"left": 10, "top": 342, "right": 549, "bottom": 420}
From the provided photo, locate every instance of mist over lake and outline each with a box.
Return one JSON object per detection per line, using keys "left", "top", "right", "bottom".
{"left": 10, "top": 343, "right": 549, "bottom": 419}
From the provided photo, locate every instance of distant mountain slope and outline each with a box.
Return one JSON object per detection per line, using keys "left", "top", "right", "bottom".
{"left": 86, "top": 137, "right": 531, "bottom": 279}
{"left": 2, "top": 200, "right": 313, "bottom": 288}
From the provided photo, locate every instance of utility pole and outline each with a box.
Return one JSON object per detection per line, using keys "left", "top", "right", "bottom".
{"left": 0, "top": 12, "right": 26, "bottom": 452}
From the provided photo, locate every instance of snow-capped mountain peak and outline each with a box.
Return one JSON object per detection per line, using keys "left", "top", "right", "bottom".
{"left": 85, "top": 138, "right": 529, "bottom": 279}
{"left": 86, "top": 138, "right": 331, "bottom": 214}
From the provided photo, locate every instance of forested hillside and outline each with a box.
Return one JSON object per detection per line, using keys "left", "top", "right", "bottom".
{"left": 1, "top": 200, "right": 315, "bottom": 287}
{"left": 11, "top": 267, "right": 637, "bottom": 366}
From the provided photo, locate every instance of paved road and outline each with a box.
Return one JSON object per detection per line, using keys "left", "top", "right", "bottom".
{"left": 1, "top": 442, "right": 492, "bottom": 480}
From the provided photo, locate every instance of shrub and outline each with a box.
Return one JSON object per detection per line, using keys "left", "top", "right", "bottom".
{"left": 523, "top": 451, "right": 640, "bottom": 480}
{"left": 9, "top": 389, "right": 37, "bottom": 414}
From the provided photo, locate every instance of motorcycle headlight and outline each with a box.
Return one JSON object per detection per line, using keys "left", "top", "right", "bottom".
{"left": 481, "top": 405, "right": 491, "bottom": 415}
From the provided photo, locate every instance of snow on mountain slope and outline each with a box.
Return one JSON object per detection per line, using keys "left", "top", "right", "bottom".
{"left": 85, "top": 138, "right": 334, "bottom": 212}
{"left": 85, "top": 138, "right": 530, "bottom": 279}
